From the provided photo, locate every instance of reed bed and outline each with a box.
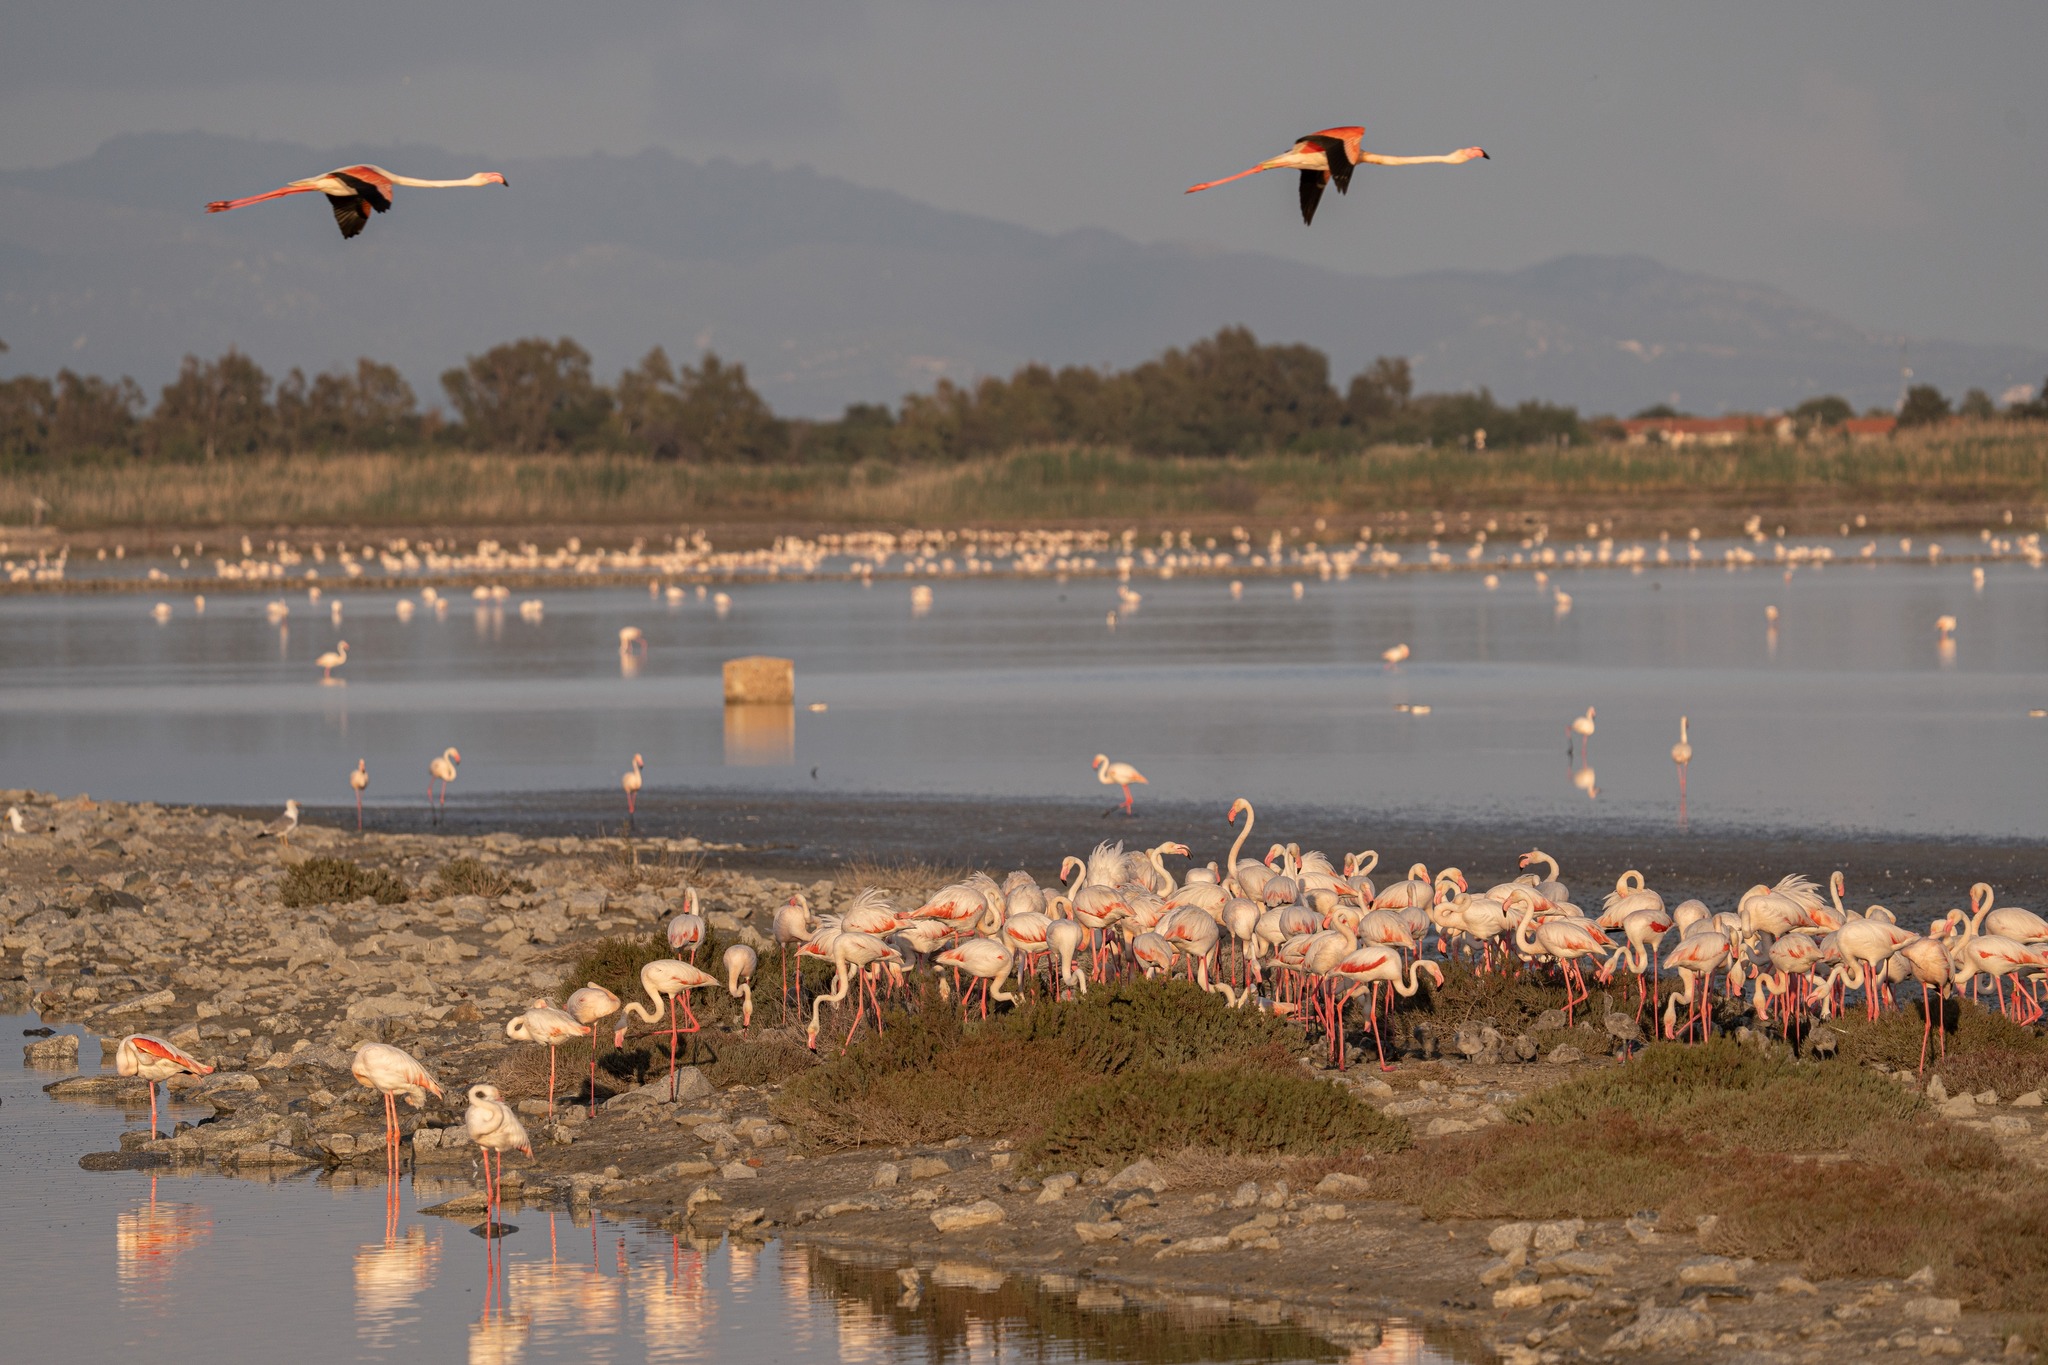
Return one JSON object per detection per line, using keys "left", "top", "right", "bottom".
{"left": 1, "top": 426, "right": 2043, "bottom": 531}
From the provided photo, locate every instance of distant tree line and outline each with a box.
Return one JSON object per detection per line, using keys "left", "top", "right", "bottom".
{"left": 1, "top": 328, "right": 2042, "bottom": 465}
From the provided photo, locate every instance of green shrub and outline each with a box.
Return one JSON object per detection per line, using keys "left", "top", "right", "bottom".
{"left": 1005, "top": 978, "right": 1308, "bottom": 1074}
{"left": 279, "top": 856, "right": 407, "bottom": 907}
{"left": 1832, "top": 1001, "right": 2048, "bottom": 1098}
{"left": 1028, "top": 1067, "right": 1407, "bottom": 1170}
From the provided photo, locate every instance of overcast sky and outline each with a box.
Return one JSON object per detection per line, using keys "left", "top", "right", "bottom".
{"left": 8, "top": 2, "right": 2043, "bottom": 350}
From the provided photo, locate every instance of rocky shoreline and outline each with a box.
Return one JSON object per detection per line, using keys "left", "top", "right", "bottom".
{"left": 8, "top": 791, "right": 2042, "bottom": 1364}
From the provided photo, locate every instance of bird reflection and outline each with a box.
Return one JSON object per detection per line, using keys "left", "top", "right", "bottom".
{"left": 116, "top": 1176, "right": 211, "bottom": 1303}
{"left": 355, "top": 1224, "right": 441, "bottom": 1351}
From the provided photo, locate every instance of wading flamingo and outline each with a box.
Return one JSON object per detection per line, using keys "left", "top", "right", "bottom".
{"left": 206, "top": 164, "right": 508, "bottom": 239}
{"left": 622, "top": 753, "right": 644, "bottom": 820}
{"left": 348, "top": 759, "right": 369, "bottom": 833}
{"left": 505, "top": 1004, "right": 590, "bottom": 1118}
{"left": 1568, "top": 707, "right": 1596, "bottom": 762}
{"left": 428, "top": 747, "right": 460, "bottom": 816}
{"left": 351, "top": 1042, "right": 442, "bottom": 1155}
{"left": 315, "top": 640, "right": 349, "bottom": 681}
{"left": 1091, "top": 753, "right": 1148, "bottom": 814}
{"left": 563, "top": 982, "right": 622, "bottom": 1115}
{"left": 464, "top": 1084, "right": 530, "bottom": 1228}
{"left": 115, "top": 1034, "right": 213, "bottom": 1138}
{"left": 616, "top": 958, "right": 721, "bottom": 1096}
{"left": 1671, "top": 716, "right": 1693, "bottom": 820}
{"left": 1186, "top": 126, "right": 1487, "bottom": 225}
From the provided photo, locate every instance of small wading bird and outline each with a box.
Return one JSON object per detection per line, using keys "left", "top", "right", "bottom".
{"left": 116, "top": 1033, "right": 214, "bottom": 1137}
{"left": 315, "top": 640, "right": 348, "bottom": 681}
{"left": 1186, "top": 127, "right": 1487, "bottom": 225}
{"left": 351, "top": 1042, "right": 442, "bottom": 1155}
{"left": 256, "top": 799, "right": 299, "bottom": 845}
{"left": 205, "top": 164, "right": 507, "bottom": 239}
{"left": 349, "top": 759, "right": 369, "bottom": 832}
{"left": 1091, "top": 753, "right": 1148, "bottom": 815}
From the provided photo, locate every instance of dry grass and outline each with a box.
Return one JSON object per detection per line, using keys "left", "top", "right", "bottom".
{"left": 428, "top": 857, "right": 534, "bottom": 900}
{"left": 1332, "top": 1040, "right": 2046, "bottom": 1324}
{"left": 4, "top": 426, "right": 2044, "bottom": 532}
{"left": 277, "top": 856, "right": 407, "bottom": 907}
{"left": 595, "top": 844, "right": 704, "bottom": 896}
{"left": 840, "top": 858, "right": 970, "bottom": 903}
{"left": 1831, "top": 1000, "right": 2048, "bottom": 1098}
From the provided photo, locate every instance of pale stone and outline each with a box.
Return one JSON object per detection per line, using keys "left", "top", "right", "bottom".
{"left": 871, "top": 1162, "right": 901, "bottom": 1189}
{"left": 719, "top": 1161, "right": 758, "bottom": 1180}
{"left": 1035, "top": 1173, "right": 1078, "bottom": 1204}
{"left": 23, "top": 1034, "right": 80, "bottom": 1067}
{"left": 930, "top": 1200, "right": 1004, "bottom": 1233}
{"left": 1313, "top": 1172, "right": 1371, "bottom": 1199}
{"left": 1938, "top": 1095, "right": 1980, "bottom": 1119}
{"left": 1776, "top": 1276, "right": 1819, "bottom": 1295}
{"left": 1105, "top": 1157, "right": 1167, "bottom": 1192}
{"left": 909, "top": 1154, "right": 963, "bottom": 1179}
{"left": 1488, "top": 1221, "right": 1536, "bottom": 1254}
{"left": 1603, "top": 1305, "right": 1715, "bottom": 1352}
{"left": 1902, "top": 1297, "right": 1962, "bottom": 1324}
{"left": 1154, "top": 1234, "right": 1231, "bottom": 1257}
{"left": 1677, "top": 1256, "right": 1740, "bottom": 1286}
{"left": 1492, "top": 1284, "right": 1544, "bottom": 1309}
{"left": 1531, "top": 1218, "right": 1585, "bottom": 1252}
{"left": 1988, "top": 1115, "right": 2030, "bottom": 1137}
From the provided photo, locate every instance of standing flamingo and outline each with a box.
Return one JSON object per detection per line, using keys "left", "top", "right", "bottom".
{"left": 935, "top": 937, "right": 1023, "bottom": 1020}
{"left": 1186, "top": 126, "right": 1488, "bottom": 224}
{"left": 804, "top": 931, "right": 905, "bottom": 1051}
{"left": 722, "top": 943, "right": 757, "bottom": 1031}
{"left": 464, "top": 1084, "right": 530, "bottom": 1230}
{"left": 1332, "top": 950, "right": 1445, "bottom": 1071}
{"left": 1511, "top": 894, "right": 1610, "bottom": 1026}
{"left": 616, "top": 958, "right": 721, "bottom": 1095}
{"left": 205, "top": 164, "right": 507, "bottom": 239}
{"left": 1091, "top": 754, "right": 1149, "bottom": 814}
{"left": 1670, "top": 716, "right": 1693, "bottom": 820}
{"left": 1568, "top": 707, "right": 1597, "bottom": 763}
{"left": 115, "top": 1034, "right": 213, "bottom": 1138}
{"left": 666, "top": 890, "right": 706, "bottom": 962}
{"left": 428, "top": 747, "right": 461, "bottom": 817}
{"left": 351, "top": 1042, "right": 442, "bottom": 1155}
{"left": 505, "top": 1004, "right": 590, "bottom": 1118}
{"left": 349, "top": 759, "right": 369, "bottom": 833}
{"left": 774, "top": 893, "right": 817, "bottom": 1025}
{"left": 563, "top": 983, "right": 622, "bottom": 1116}
{"left": 622, "top": 753, "right": 644, "bottom": 822}
{"left": 315, "top": 640, "right": 349, "bottom": 681}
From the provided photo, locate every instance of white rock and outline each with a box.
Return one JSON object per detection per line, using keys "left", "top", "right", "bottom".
{"left": 930, "top": 1200, "right": 1005, "bottom": 1233}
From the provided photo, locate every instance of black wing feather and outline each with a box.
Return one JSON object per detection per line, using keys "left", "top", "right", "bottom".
{"left": 327, "top": 195, "right": 369, "bottom": 239}
{"left": 1299, "top": 134, "right": 1355, "bottom": 195}
{"left": 1297, "top": 170, "right": 1328, "bottom": 226}
{"left": 331, "top": 171, "right": 392, "bottom": 213}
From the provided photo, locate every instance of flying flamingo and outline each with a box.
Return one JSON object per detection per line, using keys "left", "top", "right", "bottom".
{"left": 1670, "top": 716, "right": 1693, "bottom": 820}
{"left": 505, "top": 1004, "right": 590, "bottom": 1118}
{"left": 205, "top": 164, "right": 508, "bottom": 239}
{"left": 316, "top": 640, "right": 349, "bottom": 681}
{"left": 1091, "top": 753, "right": 1148, "bottom": 814}
{"left": 563, "top": 982, "right": 622, "bottom": 1115}
{"left": 622, "top": 753, "right": 644, "bottom": 821}
{"left": 1186, "top": 126, "right": 1488, "bottom": 225}
{"left": 428, "top": 747, "right": 461, "bottom": 817}
{"left": 349, "top": 759, "right": 369, "bottom": 833}
{"left": 616, "top": 958, "right": 721, "bottom": 1095}
{"left": 351, "top": 1042, "right": 442, "bottom": 1156}
{"left": 463, "top": 1084, "right": 530, "bottom": 1231}
{"left": 115, "top": 1034, "right": 213, "bottom": 1137}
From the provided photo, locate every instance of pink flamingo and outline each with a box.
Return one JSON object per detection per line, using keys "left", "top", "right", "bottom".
{"left": 348, "top": 759, "right": 369, "bottom": 833}
{"left": 206, "top": 163, "right": 507, "bottom": 239}
{"left": 615, "top": 958, "right": 720, "bottom": 1095}
{"left": 1661, "top": 931, "right": 1740, "bottom": 1041}
{"left": 1090, "top": 754, "right": 1148, "bottom": 813}
{"left": 805, "top": 931, "right": 905, "bottom": 1051}
{"left": 428, "top": 747, "right": 460, "bottom": 816}
{"left": 506, "top": 1003, "right": 590, "bottom": 1118}
{"left": 351, "top": 1042, "right": 442, "bottom": 1156}
{"left": 1332, "top": 949, "right": 1445, "bottom": 1071}
{"left": 666, "top": 890, "right": 706, "bottom": 962}
{"left": 563, "top": 983, "right": 622, "bottom": 1115}
{"left": 1185, "top": 126, "right": 1487, "bottom": 225}
{"left": 1508, "top": 889, "right": 1610, "bottom": 1026}
{"left": 115, "top": 1034, "right": 213, "bottom": 1137}
{"left": 934, "top": 937, "right": 1022, "bottom": 1021}
{"left": 722, "top": 944, "right": 757, "bottom": 1031}
{"left": 622, "top": 753, "right": 644, "bottom": 821}
{"left": 774, "top": 893, "right": 817, "bottom": 1025}
{"left": 463, "top": 1084, "right": 530, "bottom": 1230}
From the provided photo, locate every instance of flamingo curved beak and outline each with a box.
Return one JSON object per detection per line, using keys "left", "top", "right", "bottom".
{"left": 611, "top": 1028, "right": 627, "bottom": 1049}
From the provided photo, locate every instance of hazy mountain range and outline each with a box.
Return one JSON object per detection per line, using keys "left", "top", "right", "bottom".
{"left": 3, "top": 131, "right": 2042, "bottom": 419}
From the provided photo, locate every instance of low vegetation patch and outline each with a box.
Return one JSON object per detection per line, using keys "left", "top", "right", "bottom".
{"left": 430, "top": 857, "right": 534, "bottom": 900}
{"left": 1831, "top": 1001, "right": 2048, "bottom": 1098}
{"left": 1340, "top": 1040, "right": 2044, "bottom": 1323}
{"left": 777, "top": 978, "right": 1399, "bottom": 1164}
{"left": 278, "top": 856, "right": 407, "bottom": 907}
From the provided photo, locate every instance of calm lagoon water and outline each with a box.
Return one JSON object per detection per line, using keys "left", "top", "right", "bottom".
{"left": 1, "top": 1018, "right": 1456, "bottom": 1364}
{"left": 0, "top": 560, "right": 2042, "bottom": 838}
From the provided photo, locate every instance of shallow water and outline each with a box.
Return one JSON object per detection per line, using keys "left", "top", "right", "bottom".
{"left": 1, "top": 1016, "right": 1455, "bottom": 1363}
{"left": 0, "top": 560, "right": 2042, "bottom": 838}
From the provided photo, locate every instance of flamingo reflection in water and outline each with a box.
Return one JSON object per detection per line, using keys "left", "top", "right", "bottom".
{"left": 354, "top": 1224, "right": 441, "bottom": 1353}
{"left": 116, "top": 1175, "right": 211, "bottom": 1301}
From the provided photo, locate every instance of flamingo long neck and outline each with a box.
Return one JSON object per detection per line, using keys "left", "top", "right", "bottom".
{"left": 1390, "top": 962, "right": 1427, "bottom": 997}
{"left": 1538, "top": 853, "right": 1560, "bottom": 883}
{"left": 1358, "top": 151, "right": 1468, "bottom": 166}
{"left": 1226, "top": 804, "right": 1254, "bottom": 871}
{"left": 1679, "top": 717, "right": 1689, "bottom": 746}
{"left": 387, "top": 172, "right": 499, "bottom": 188}
{"left": 623, "top": 968, "right": 672, "bottom": 1025}
{"left": 1063, "top": 858, "right": 1086, "bottom": 900}
{"left": 1149, "top": 846, "right": 1175, "bottom": 893}
{"left": 1968, "top": 884, "right": 1993, "bottom": 937}
{"left": 1830, "top": 875, "right": 1846, "bottom": 919}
